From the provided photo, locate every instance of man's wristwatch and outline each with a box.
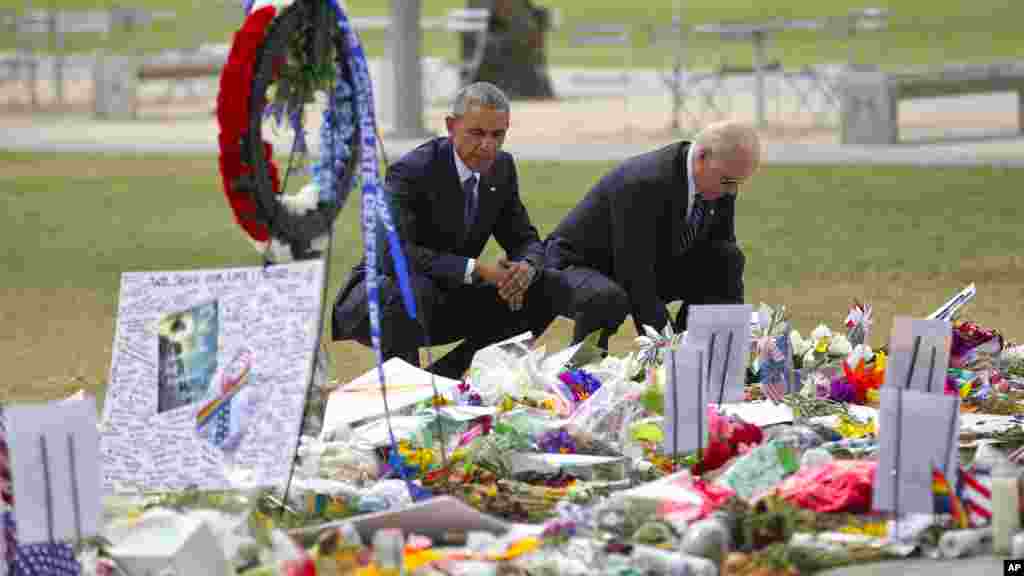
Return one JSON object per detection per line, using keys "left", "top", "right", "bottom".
{"left": 524, "top": 263, "right": 538, "bottom": 286}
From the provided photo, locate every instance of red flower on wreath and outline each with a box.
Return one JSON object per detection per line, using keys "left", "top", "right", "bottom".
{"left": 217, "top": 6, "right": 283, "bottom": 243}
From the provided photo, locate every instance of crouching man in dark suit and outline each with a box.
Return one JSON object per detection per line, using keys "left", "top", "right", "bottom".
{"left": 332, "top": 82, "right": 552, "bottom": 379}
{"left": 543, "top": 120, "right": 761, "bottom": 348}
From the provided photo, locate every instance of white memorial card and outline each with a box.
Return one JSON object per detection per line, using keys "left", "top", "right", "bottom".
{"left": 927, "top": 283, "right": 976, "bottom": 322}
{"left": 100, "top": 261, "right": 324, "bottom": 493}
{"left": 884, "top": 316, "right": 952, "bottom": 394}
{"left": 5, "top": 396, "right": 102, "bottom": 544}
{"left": 322, "top": 358, "right": 462, "bottom": 431}
{"left": 873, "top": 387, "right": 959, "bottom": 516}
{"left": 686, "top": 304, "right": 753, "bottom": 404}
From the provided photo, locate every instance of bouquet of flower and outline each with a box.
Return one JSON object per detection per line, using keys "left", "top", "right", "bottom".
{"left": 634, "top": 323, "right": 683, "bottom": 370}
{"left": 790, "top": 324, "right": 853, "bottom": 371}
{"left": 844, "top": 301, "right": 873, "bottom": 347}
{"left": 693, "top": 405, "right": 765, "bottom": 476}
{"left": 951, "top": 320, "right": 1004, "bottom": 370}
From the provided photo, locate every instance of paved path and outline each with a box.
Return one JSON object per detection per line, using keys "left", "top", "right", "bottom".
{"left": 3, "top": 60, "right": 1023, "bottom": 166}
{"left": 3, "top": 112, "right": 1023, "bottom": 167}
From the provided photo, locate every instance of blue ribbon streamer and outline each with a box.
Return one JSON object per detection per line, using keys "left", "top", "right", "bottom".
{"left": 330, "top": 0, "right": 426, "bottom": 501}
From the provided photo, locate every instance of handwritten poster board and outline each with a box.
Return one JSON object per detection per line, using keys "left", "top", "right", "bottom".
{"left": 99, "top": 261, "right": 323, "bottom": 493}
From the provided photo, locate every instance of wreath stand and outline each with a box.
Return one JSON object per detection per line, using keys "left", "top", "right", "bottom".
{"left": 216, "top": 0, "right": 440, "bottom": 513}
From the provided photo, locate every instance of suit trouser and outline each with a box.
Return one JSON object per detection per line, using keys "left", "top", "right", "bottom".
{"left": 530, "top": 266, "right": 631, "bottom": 350}
{"left": 659, "top": 241, "right": 746, "bottom": 332}
{"left": 332, "top": 270, "right": 555, "bottom": 379}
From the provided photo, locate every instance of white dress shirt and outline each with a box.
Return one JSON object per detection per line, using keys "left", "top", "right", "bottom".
{"left": 686, "top": 143, "right": 698, "bottom": 221}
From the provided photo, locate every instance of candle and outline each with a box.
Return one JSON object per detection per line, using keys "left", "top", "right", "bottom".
{"left": 992, "top": 462, "right": 1021, "bottom": 555}
{"left": 939, "top": 528, "right": 991, "bottom": 558}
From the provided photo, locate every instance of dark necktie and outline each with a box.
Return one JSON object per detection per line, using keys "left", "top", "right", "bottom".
{"left": 463, "top": 175, "right": 478, "bottom": 230}
{"left": 681, "top": 193, "right": 705, "bottom": 250}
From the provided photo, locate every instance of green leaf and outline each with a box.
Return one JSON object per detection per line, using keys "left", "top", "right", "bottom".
{"left": 639, "top": 384, "right": 664, "bottom": 415}
{"left": 630, "top": 422, "right": 664, "bottom": 443}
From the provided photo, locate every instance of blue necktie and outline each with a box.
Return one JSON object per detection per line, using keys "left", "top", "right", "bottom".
{"left": 463, "top": 175, "right": 478, "bottom": 230}
{"left": 681, "top": 193, "right": 705, "bottom": 249}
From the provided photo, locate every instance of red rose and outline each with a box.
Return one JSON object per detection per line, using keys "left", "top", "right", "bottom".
{"left": 216, "top": 6, "right": 282, "bottom": 243}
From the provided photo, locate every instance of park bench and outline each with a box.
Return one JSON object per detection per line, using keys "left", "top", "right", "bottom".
{"left": 2, "top": 8, "right": 174, "bottom": 108}
{"left": 839, "top": 61, "right": 1024, "bottom": 144}
{"left": 95, "top": 8, "right": 493, "bottom": 119}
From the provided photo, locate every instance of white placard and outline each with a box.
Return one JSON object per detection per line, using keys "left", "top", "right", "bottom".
{"left": 686, "top": 304, "right": 754, "bottom": 404}
{"left": 664, "top": 345, "right": 709, "bottom": 456}
{"left": 873, "top": 387, "right": 959, "bottom": 516}
{"left": 715, "top": 400, "right": 795, "bottom": 428}
{"left": 6, "top": 396, "right": 102, "bottom": 544}
{"left": 884, "top": 316, "right": 952, "bottom": 394}
{"left": 99, "top": 261, "right": 324, "bottom": 493}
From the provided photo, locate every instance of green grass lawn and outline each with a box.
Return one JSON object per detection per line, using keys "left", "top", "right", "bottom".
{"left": 3, "top": 151, "right": 1023, "bottom": 406}
{"left": 2, "top": 1, "right": 1022, "bottom": 70}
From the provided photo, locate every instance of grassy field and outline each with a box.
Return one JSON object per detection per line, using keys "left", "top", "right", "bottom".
{"left": 2, "top": 1, "right": 1023, "bottom": 70}
{"left": 2, "top": 150, "right": 1023, "bottom": 408}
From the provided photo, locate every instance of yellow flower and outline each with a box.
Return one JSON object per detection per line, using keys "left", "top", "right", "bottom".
{"left": 541, "top": 398, "right": 556, "bottom": 412}
{"left": 489, "top": 537, "right": 540, "bottom": 560}
{"left": 815, "top": 339, "right": 829, "bottom": 354}
{"left": 499, "top": 396, "right": 516, "bottom": 412}
{"left": 866, "top": 388, "right": 880, "bottom": 404}
{"left": 873, "top": 351, "right": 887, "bottom": 374}
{"left": 837, "top": 416, "right": 875, "bottom": 439}
{"left": 431, "top": 394, "right": 449, "bottom": 407}
{"left": 405, "top": 549, "right": 445, "bottom": 572}
{"left": 840, "top": 521, "right": 888, "bottom": 538}
{"left": 959, "top": 381, "right": 972, "bottom": 399}
{"left": 483, "top": 484, "right": 498, "bottom": 498}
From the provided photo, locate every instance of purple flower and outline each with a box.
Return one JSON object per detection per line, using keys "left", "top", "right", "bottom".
{"left": 538, "top": 428, "right": 577, "bottom": 454}
{"left": 829, "top": 375, "right": 856, "bottom": 403}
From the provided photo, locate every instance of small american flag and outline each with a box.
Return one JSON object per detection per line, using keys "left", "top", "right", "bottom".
{"left": 760, "top": 325, "right": 793, "bottom": 404}
{"left": 959, "top": 465, "right": 992, "bottom": 527}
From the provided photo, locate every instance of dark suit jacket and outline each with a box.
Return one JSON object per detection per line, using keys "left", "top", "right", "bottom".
{"left": 384, "top": 137, "right": 545, "bottom": 286}
{"left": 340, "top": 137, "right": 543, "bottom": 291}
{"left": 544, "top": 141, "right": 737, "bottom": 331}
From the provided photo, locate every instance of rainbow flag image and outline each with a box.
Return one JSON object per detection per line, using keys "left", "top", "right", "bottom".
{"left": 196, "top": 350, "right": 252, "bottom": 436}
{"left": 933, "top": 466, "right": 968, "bottom": 529}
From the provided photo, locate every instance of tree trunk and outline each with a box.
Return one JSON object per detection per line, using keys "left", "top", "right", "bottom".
{"left": 463, "top": 0, "right": 555, "bottom": 100}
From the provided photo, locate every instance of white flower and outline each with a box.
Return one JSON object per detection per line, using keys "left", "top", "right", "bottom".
{"left": 757, "top": 303, "right": 773, "bottom": 332}
{"left": 846, "top": 344, "right": 874, "bottom": 367}
{"left": 250, "top": 0, "right": 295, "bottom": 13}
{"left": 845, "top": 303, "right": 873, "bottom": 329}
{"left": 810, "top": 324, "right": 832, "bottom": 342}
{"left": 1005, "top": 345, "right": 1024, "bottom": 361}
{"left": 790, "top": 330, "right": 812, "bottom": 357}
{"left": 802, "top": 348, "right": 817, "bottom": 367}
{"left": 279, "top": 182, "right": 320, "bottom": 216}
{"left": 829, "top": 333, "right": 853, "bottom": 356}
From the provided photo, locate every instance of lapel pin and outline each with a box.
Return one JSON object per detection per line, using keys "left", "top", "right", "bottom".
{"left": 490, "top": 186, "right": 496, "bottom": 192}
